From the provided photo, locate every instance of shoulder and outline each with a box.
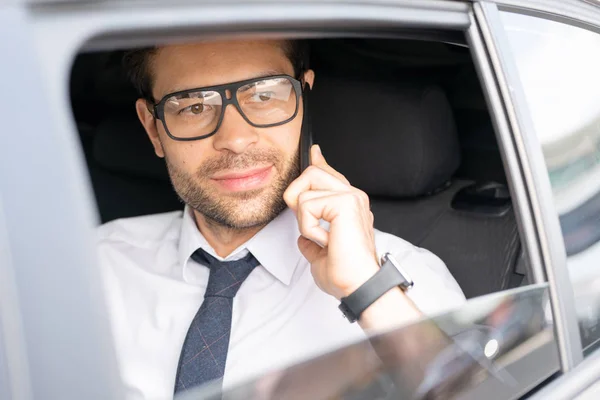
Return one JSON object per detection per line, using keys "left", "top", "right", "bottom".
{"left": 373, "top": 229, "right": 449, "bottom": 278}
{"left": 97, "top": 210, "right": 184, "bottom": 250}
{"left": 373, "top": 229, "right": 467, "bottom": 315}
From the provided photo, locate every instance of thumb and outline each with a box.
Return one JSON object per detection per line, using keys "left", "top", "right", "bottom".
{"left": 309, "top": 144, "right": 350, "bottom": 185}
{"left": 297, "top": 235, "right": 324, "bottom": 263}
{"left": 311, "top": 144, "right": 326, "bottom": 167}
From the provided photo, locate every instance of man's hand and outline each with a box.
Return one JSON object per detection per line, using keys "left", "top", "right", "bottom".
{"left": 283, "top": 145, "right": 381, "bottom": 300}
{"left": 284, "top": 144, "right": 421, "bottom": 331}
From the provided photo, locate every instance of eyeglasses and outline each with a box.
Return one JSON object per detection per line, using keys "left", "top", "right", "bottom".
{"left": 150, "top": 74, "right": 303, "bottom": 141}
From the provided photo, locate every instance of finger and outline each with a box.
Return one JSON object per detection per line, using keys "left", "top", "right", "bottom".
{"left": 287, "top": 190, "right": 339, "bottom": 213}
{"left": 298, "top": 189, "right": 370, "bottom": 228}
{"left": 298, "top": 188, "right": 370, "bottom": 214}
{"left": 296, "top": 194, "right": 341, "bottom": 247}
{"left": 311, "top": 145, "right": 350, "bottom": 185}
{"left": 296, "top": 190, "right": 365, "bottom": 247}
{"left": 297, "top": 235, "right": 325, "bottom": 264}
{"left": 283, "top": 166, "right": 349, "bottom": 210}
{"left": 299, "top": 190, "right": 338, "bottom": 202}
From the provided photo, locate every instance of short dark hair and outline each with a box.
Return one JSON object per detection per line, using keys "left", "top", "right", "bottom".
{"left": 123, "top": 39, "right": 309, "bottom": 103}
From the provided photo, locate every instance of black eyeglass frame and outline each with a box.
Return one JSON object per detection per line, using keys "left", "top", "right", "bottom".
{"left": 150, "top": 74, "right": 304, "bottom": 141}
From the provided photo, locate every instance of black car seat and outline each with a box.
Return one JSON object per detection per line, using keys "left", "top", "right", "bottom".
{"left": 72, "top": 52, "right": 182, "bottom": 223}
{"left": 89, "top": 114, "right": 181, "bottom": 222}
{"left": 311, "top": 70, "right": 527, "bottom": 298}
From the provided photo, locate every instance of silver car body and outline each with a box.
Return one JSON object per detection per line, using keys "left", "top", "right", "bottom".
{"left": 2, "top": 0, "right": 600, "bottom": 398}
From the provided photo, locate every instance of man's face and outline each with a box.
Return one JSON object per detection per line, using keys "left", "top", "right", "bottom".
{"left": 136, "top": 40, "right": 314, "bottom": 229}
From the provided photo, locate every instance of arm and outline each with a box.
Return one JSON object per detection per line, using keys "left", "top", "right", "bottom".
{"left": 357, "top": 286, "right": 422, "bottom": 334}
{"left": 284, "top": 144, "right": 424, "bottom": 334}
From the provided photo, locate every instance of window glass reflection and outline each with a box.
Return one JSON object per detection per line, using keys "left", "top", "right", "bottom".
{"left": 178, "top": 286, "right": 556, "bottom": 400}
{"left": 500, "top": 12, "right": 600, "bottom": 354}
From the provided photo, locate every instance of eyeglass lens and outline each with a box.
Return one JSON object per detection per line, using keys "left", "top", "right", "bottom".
{"left": 162, "top": 76, "right": 297, "bottom": 139}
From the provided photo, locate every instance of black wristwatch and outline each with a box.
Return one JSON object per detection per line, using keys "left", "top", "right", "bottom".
{"left": 338, "top": 252, "right": 413, "bottom": 323}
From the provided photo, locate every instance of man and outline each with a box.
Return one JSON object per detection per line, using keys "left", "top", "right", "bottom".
{"left": 97, "top": 39, "right": 465, "bottom": 399}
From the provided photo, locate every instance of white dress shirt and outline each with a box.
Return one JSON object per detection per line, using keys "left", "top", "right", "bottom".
{"left": 97, "top": 206, "right": 465, "bottom": 400}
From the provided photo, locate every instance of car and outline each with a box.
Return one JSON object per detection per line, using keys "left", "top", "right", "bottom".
{"left": 2, "top": 0, "right": 600, "bottom": 399}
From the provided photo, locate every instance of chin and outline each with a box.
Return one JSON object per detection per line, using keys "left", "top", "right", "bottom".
{"left": 197, "top": 189, "right": 287, "bottom": 230}
{"left": 229, "top": 199, "right": 286, "bottom": 228}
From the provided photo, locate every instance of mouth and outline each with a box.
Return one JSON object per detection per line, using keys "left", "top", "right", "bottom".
{"left": 211, "top": 165, "right": 274, "bottom": 192}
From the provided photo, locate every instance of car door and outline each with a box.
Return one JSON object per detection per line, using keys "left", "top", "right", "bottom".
{"left": 470, "top": 0, "right": 600, "bottom": 398}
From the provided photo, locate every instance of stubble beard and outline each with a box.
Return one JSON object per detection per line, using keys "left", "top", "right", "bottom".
{"left": 165, "top": 148, "right": 300, "bottom": 230}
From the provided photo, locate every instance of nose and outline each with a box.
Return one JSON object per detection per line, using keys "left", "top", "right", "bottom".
{"left": 211, "top": 105, "right": 259, "bottom": 154}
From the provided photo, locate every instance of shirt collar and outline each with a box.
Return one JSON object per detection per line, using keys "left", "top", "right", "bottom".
{"left": 178, "top": 206, "right": 302, "bottom": 286}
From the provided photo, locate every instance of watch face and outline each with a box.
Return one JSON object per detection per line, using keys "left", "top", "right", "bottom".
{"left": 384, "top": 253, "right": 414, "bottom": 290}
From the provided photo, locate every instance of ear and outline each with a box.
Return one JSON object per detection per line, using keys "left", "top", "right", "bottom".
{"left": 136, "top": 98, "right": 165, "bottom": 158}
{"left": 303, "top": 69, "right": 315, "bottom": 89}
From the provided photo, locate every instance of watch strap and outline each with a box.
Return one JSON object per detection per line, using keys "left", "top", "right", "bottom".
{"left": 339, "top": 253, "right": 412, "bottom": 323}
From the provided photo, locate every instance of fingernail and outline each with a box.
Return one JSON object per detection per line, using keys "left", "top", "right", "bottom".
{"left": 315, "top": 144, "right": 322, "bottom": 156}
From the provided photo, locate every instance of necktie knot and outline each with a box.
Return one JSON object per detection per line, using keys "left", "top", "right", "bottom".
{"left": 191, "top": 248, "right": 260, "bottom": 299}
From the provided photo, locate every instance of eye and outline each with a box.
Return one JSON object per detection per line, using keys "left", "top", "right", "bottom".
{"left": 180, "top": 103, "right": 205, "bottom": 115}
{"left": 252, "top": 92, "right": 274, "bottom": 102}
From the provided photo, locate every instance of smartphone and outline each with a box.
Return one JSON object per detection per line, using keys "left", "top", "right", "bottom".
{"left": 299, "top": 86, "right": 314, "bottom": 172}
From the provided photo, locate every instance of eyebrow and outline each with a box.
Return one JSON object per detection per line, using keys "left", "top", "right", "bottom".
{"left": 163, "top": 69, "right": 287, "bottom": 96}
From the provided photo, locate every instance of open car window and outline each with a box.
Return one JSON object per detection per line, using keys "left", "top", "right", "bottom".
{"left": 176, "top": 285, "right": 556, "bottom": 400}
{"left": 66, "top": 11, "right": 549, "bottom": 400}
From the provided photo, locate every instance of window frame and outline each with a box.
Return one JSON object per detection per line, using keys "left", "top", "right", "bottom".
{"left": 469, "top": 1, "right": 586, "bottom": 372}
{"left": 470, "top": 0, "right": 600, "bottom": 397}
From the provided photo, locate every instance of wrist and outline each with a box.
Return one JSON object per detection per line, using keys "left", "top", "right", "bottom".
{"left": 358, "top": 287, "right": 421, "bottom": 331}
{"left": 338, "top": 252, "right": 415, "bottom": 323}
{"left": 335, "top": 258, "right": 380, "bottom": 300}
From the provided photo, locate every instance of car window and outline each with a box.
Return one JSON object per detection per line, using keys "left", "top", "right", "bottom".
{"left": 499, "top": 11, "right": 600, "bottom": 357}
{"left": 176, "top": 285, "right": 557, "bottom": 400}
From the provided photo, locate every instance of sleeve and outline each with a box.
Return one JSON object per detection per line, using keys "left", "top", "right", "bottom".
{"left": 374, "top": 229, "right": 466, "bottom": 317}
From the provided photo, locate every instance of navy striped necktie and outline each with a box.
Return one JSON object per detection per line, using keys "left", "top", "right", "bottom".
{"left": 174, "top": 248, "right": 260, "bottom": 393}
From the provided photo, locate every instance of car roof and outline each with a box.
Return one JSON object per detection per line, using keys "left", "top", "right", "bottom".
{"left": 15, "top": 0, "right": 599, "bottom": 8}
{"left": 15, "top": 0, "right": 600, "bottom": 34}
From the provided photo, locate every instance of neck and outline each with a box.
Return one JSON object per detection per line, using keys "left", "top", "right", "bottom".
{"left": 192, "top": 210, "right": 265, "bottom": 258}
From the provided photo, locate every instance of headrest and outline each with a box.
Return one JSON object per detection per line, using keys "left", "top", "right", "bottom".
{"left": 312, "top": 72, "right": 460, "bottom": 198}
{"left": 93, "top": 114, "right": 170, "bottom": 181}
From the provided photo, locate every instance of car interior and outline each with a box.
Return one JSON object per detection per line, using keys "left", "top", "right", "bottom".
{"left": 70, "top": 36, "right": 530, "bottom": 300}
